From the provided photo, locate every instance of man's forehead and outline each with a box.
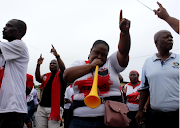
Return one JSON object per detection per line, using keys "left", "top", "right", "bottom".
{"left": 7, "top": 20, "right": 17, "bottom": 26}
{"left": 50, "top": 60, "right": 57, "bottom": 63}
{"left": 154, "top": 30, "right": 171, "bottom": 40}
{"left": 130, "top": 71, "right": 137, "bottom": 74}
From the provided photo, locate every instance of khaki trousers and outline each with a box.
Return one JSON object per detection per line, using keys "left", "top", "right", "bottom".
{"left": 35, "top": 105, "right": 63, "bottom": 128}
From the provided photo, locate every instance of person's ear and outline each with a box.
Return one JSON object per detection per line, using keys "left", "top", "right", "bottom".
{"left": 155, "top": 41, "right": 158, "bottom": 47}
{"left": 90, "top": 48, "right": 92, "bottom": 52}
{"left": 18, "top": 29, "right": 23, "bottom": 37}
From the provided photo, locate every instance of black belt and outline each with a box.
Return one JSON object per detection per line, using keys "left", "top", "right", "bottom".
{"left": 151, "top": 108, "right": 179, "bottom": 116}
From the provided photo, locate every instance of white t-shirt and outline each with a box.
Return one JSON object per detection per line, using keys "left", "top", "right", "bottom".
{"left": 68, "top": 51, "right": 125, "bottom": 117}
{"left": 124, "top": 82, "right": 141, "bottom": 111}
{"left": 0, "top": 39, "right": 29, "bottom": 113}
{"left": 64, "top": 85, "right": 74, "bottom": 109}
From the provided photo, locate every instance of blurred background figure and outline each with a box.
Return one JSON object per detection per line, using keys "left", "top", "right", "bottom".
{"left": 35, "top": 45, "right": 66, "bottom": 128}
{"left": 63, "top": 84, "right": 74, "bottom": 128}
{"left": 25, "top": 74, "right": 35, "bottom": 128}
{"left": 32, "top": 88, "right": 39, "bottom": 127}
{"left": 123, "top": 70, "right": 141, "bottom": 128}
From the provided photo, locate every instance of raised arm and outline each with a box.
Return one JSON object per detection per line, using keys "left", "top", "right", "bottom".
{"left": 117, "top": 10, "right": 131, "bottom": 67}
{"left": 35, "top": 54, "right": 44, "bottom": 83}
{"left": 153, "top": 2, "right": 179, "bottom": 34}
{"left": 51, "top": 44, "right": 66, "bottom": 73}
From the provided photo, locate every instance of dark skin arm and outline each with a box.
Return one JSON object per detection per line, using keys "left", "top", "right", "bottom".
{"left": 35, "top": 45, "right": 66, "bottom": 83}
{"left": 50, "top": 44, "right": 66, "bottom": 74}
{"left": 63, "top": 58, "right": 103, "bottom": 83}
{"left": 153, "top": 2, "right": 179, "bottom": 34}
{"left": 117, "top": 10, "right": 131, "bottom": 67}
{"left": 63, "top": 10, "right": 131, "bottom": 83}
{"left": 135, "top": 89, "right": 149, "bottom": 126}
{"left": 35, "top": 54, "right": 44, "bottom": 83}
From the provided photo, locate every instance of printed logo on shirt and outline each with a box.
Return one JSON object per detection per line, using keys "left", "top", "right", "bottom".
{"left": 172, "top": 62, "right": 179, "bottom": 69}
{"left": 98, "top": 68, "right": 108, "bottom": 76}
{"left": 43, "top": 76, "right": 47, "bottom": 81}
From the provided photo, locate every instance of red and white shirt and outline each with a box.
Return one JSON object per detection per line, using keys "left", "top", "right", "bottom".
{"left": 67, "top": 51, "right": 126, "bottom": 117}
{"left": 124, "top": 81, "right": 141, "bottom": 111}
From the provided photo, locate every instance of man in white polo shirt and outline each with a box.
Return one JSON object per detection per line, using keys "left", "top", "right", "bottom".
{"left": 136, "top": 30, "right": 179, "bottom": 128}
{"left": 0, "top": 19, "right": 29, "bottom": 128}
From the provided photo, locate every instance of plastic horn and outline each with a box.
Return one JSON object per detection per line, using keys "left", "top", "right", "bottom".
{"left": 84, "top": 65, "right": 101, "bottom": 108}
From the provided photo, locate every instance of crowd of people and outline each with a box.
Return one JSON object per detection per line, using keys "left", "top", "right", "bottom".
{"left": 0, "top": 2, "right": 179, "bottom": 128}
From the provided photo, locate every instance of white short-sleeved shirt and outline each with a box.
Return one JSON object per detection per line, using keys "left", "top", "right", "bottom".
{"left": 67, "top": 51, "right": 125, "bottom": 117}
{"left": 124, "top": 82, "right": 141, "bottom": 111}
{"left": 0, "top": 39, "right": 29, "bottom": 113}
{"left": 140, "top": 53, "right": 179, "bottom": 112}
{"left": 64, "top": 85, "right": 74, "bottom": 109}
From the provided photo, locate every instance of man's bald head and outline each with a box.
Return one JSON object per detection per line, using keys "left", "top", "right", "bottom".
{"left": 154, "top": 30, "right": 171, "bottom": 42}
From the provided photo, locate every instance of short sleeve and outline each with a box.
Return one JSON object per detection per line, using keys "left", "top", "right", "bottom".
{"left": 108, "top": 51, "right": 126, "bottom": 73}
{"left": 140, "top": 61, "right": 149, "bottom": 90}
{"left": 0, "top": 40, "right": 24, "bottom": 60}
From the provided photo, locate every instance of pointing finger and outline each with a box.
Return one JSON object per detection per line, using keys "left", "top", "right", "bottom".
{"left": 157, "top": 1, "right": 163, "bottom": 8}
{"left": 51, "top": 44, "right": 54, "bottom": 49}
{"left": 120, "top": 10, "right": 123, "bottom": 22}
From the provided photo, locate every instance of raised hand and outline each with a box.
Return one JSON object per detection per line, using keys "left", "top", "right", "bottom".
{"left": 119, "top": 10, "right": 130, "bottom": 34}
{"left": 50, "top": 44, "right": 58, "bottom": 56}
{"left": 37, "top": 54, "right": 44, "bottom": 65}
{"left": 153, "top": 2, "right": 169, "bottom": 20}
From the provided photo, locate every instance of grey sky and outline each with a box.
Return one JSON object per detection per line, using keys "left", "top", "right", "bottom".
{"left": 0, "top": 0, "right": 179, "bottom": 84}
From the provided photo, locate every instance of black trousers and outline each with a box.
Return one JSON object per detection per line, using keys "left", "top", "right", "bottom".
{"left": 127, "top": 111, "right": 141, "bottom": 128}
{"left": 0, "top": 112, "right": 26, "bottom": 128}
{"left": 149, "top": 109, "right": 179, "bottom": 128}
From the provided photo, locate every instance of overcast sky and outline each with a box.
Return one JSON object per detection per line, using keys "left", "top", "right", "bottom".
{"left": 0, "top": 0, "right": 179, "bottom": 84}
